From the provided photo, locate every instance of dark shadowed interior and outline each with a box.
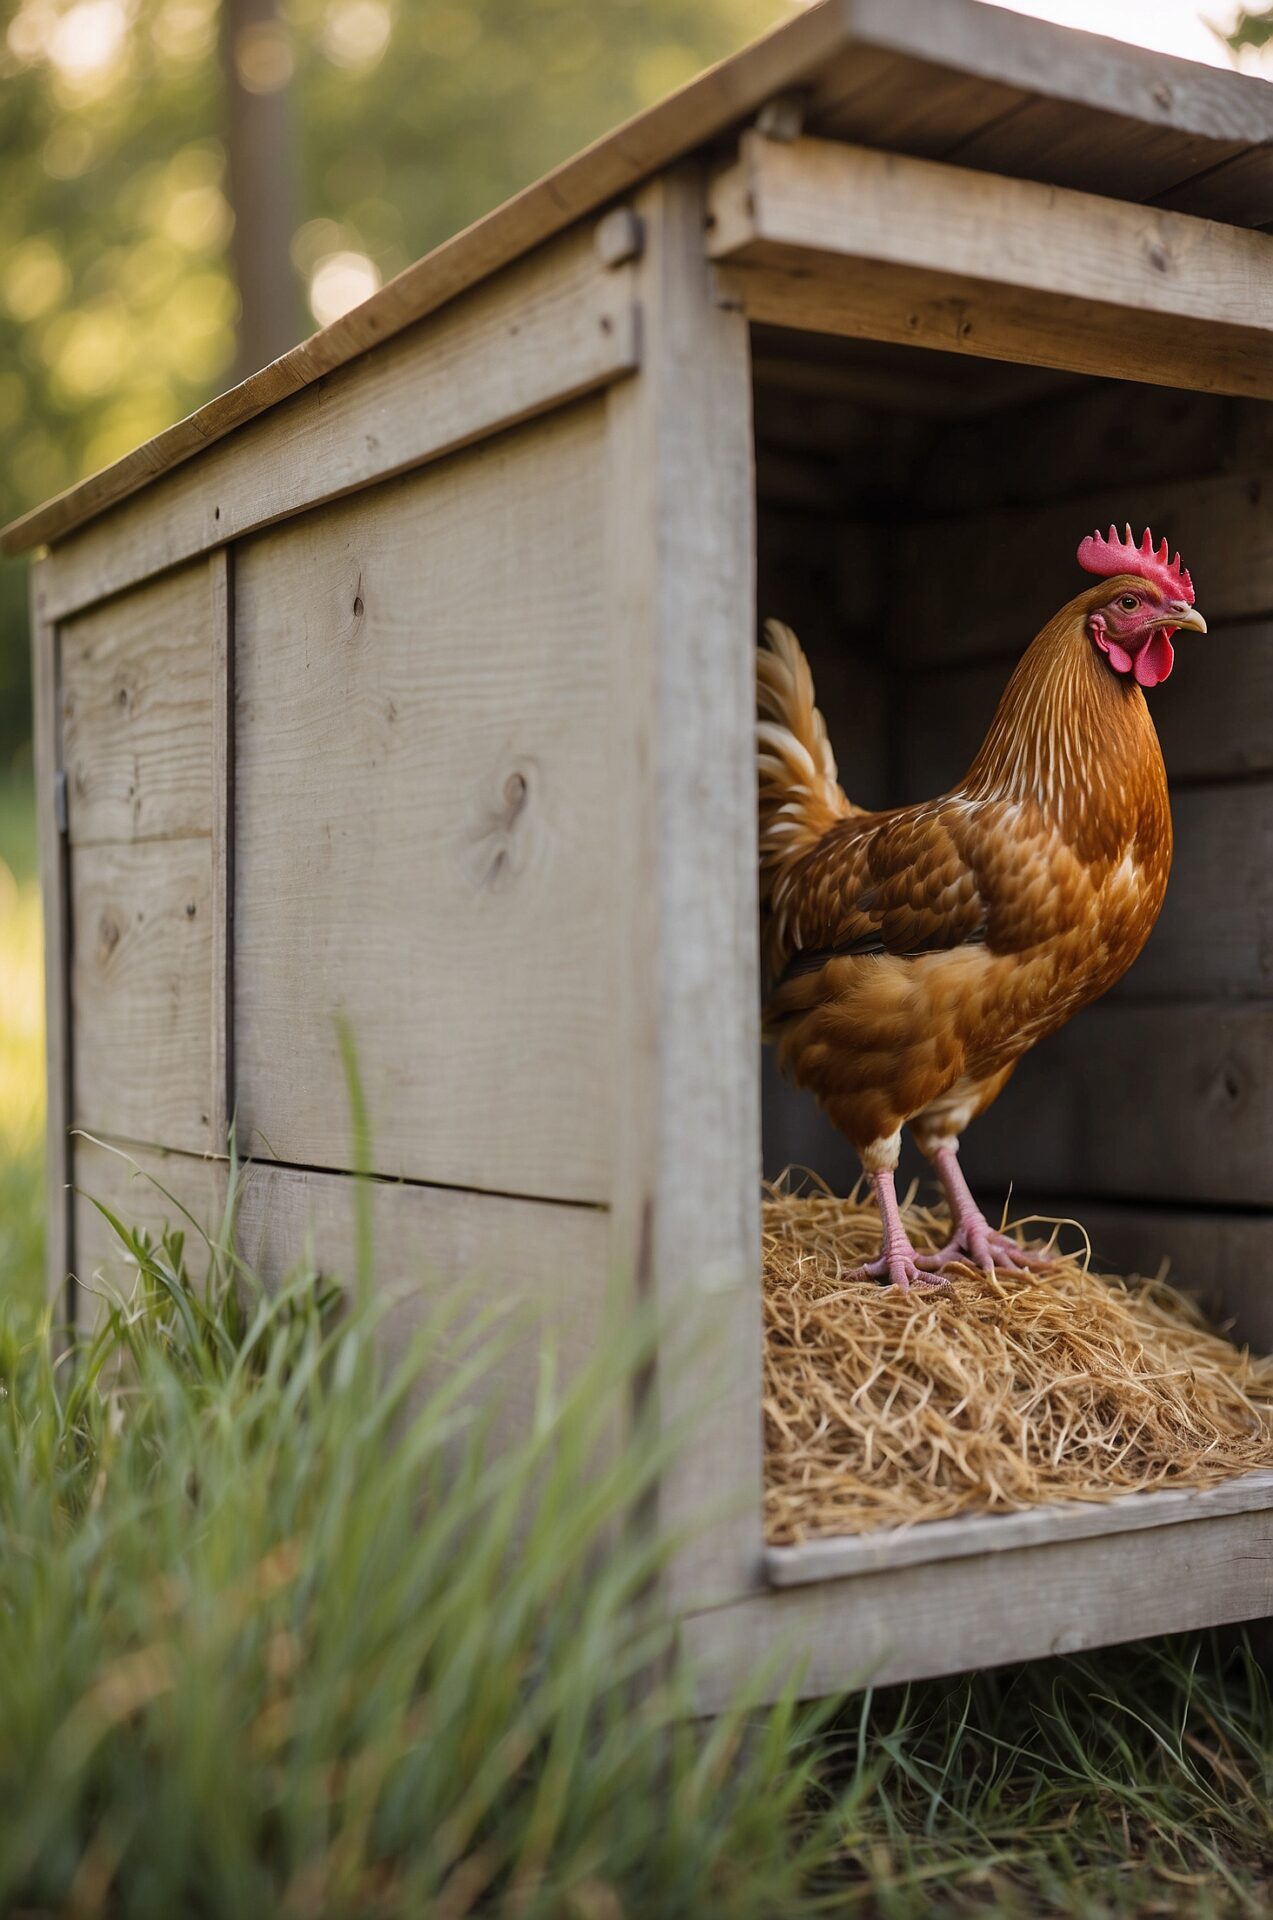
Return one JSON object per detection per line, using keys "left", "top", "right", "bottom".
{"left": 754, "top": 327, "right": 1273, "bottom": 1274}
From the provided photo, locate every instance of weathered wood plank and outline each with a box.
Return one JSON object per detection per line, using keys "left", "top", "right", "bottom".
{"left": 814, "top": 0, "right": 1273, "bottom": 153}
{"left": 30, "top": 574, "right": 72, "bottom": 1318}
{"left": 71, "top": 840, "right": 214, "bottom": 1155}
{"left": 684, "top": 1504, "right": 1273, "bottom": 1708}
{"left": 60, "top": 562, "right": 214, "bottom": 844}
{"left": 963, "top": 1006, "right": 1273, "bottom": 1210}
{"left": 766, "top": 1470, "right": 1273, "bottom": 1586}
{"left": 234, "top": 401, "right": 612, "bottom": 1203}
{"left": 1056, "top": 1200, "right": 1273, "bottom": 1355}
{"left": 716, "top": 254, "right": 1273, "bottom": 403}
{"left": 946, "top": 95, "right": 1250, "bottom": 210}
{"left": 235, "top": 1162, "right": 610, "bottom": 1449}
{"left": 72, "top": 1137, "right": 227, "bottom": 1324}
{"left": 889, "top": 474, "right": 1273, "bottom": 664}
{"left": 709, "top": 135, "right": 1273, "bottom": 350}
{"left": 773, "top": 1007, "right": 1273, "bottom": 1233}
{"left": 899, "top": 624, "right": 1273, "bottom": 794}
{"left": 906, "top": 381, "right": 1233, "bottom": 518}
{"left": 605, "top": 168, "right": 764, "bottom": 1615}
{"left": 36, "top": 232, "right": 639, "bottom": 620}
{"left": 1156, "top": 144, "right": 1273, "bottom": 228}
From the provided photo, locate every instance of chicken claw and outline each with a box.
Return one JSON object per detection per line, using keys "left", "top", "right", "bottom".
{"left": 851, "top": 1170, "right": 953, "bottom": 1293}
{"left": 914, "top": 1226, "right": 1052, "bottom": 1279}
{"left": 921, "top": 1145, "right": 1055, "bottom": 1278}
{"left": 851, "top": 1250, "right": 951, "bottom": 1294}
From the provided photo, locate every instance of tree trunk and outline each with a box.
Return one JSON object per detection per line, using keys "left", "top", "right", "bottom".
{"left": 220, "top": 0, "right": 300, "bottom": 385}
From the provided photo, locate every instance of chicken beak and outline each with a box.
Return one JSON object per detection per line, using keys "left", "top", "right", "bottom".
{"left": 1169, "top": 603, "right": 1207, "bottom": 633}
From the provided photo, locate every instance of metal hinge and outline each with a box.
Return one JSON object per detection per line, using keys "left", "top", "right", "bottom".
{"left": 53, "top": 769, "right": 68, "bottom": 835}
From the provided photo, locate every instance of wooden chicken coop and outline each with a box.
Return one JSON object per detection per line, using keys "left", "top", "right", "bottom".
{"left": 9, "top": 0, "right": 1273, "bottom": 1702}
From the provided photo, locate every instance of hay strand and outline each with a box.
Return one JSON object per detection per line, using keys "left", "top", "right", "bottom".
{"left": 763, "top": 1183, "right": 1273, "bottom": 1544}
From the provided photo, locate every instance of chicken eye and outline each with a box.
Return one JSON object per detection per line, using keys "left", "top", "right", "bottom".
{"left": 1118, "top": 594, "right": 1139, "bottom": 611}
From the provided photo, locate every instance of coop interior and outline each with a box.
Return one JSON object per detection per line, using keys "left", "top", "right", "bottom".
{"left": 751, "top": 329, "right": 1273, "bottom": 1545}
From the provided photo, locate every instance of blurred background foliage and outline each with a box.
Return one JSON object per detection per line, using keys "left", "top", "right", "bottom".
{"left": 0, "top": 0, "right": 790, "bottom": 765}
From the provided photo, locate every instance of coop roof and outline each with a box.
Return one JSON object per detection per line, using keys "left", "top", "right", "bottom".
{"left": 6, "top": 0, "right": 1273, "bottom": 556}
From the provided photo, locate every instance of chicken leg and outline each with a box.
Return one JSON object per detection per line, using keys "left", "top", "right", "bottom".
{"left": 915, "top": 1145, "right": 1053, "bottom": 1278}
{"left": 851, "top": 1169, "right": 950, "bottom": 1294}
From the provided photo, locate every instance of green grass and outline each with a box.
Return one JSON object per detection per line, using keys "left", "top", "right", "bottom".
{"left": 0, "top": 770, "right": 1271, "bottom": 1915}
{"left": 0, "top": 1184, "right": 1269, "bottom": 1918}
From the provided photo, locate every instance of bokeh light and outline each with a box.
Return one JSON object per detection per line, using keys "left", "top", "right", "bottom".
{"left": 308, "top": 248, "right": 381, "bottom": 326}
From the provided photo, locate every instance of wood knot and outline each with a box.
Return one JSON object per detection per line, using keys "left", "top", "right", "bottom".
{"left": 1214, "top": 1062, "right": 1246, "bottom": 1109}
{"left": 464, "top": 760, "right": 536, "bottom": 892}
{"left": 96, "top": 914, "right": 120, "bottom": 964}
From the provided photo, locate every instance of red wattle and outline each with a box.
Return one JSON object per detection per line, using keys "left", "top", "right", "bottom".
{"left": 1134, "top": 628, "right": 1175, "bottom": 688}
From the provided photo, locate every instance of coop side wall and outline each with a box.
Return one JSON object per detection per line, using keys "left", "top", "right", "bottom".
{"left": 35, "top": 223, "right": 634, "bottom": 1412}
{"left": 34, "top": 176, "right": 766, "bottom": 1610}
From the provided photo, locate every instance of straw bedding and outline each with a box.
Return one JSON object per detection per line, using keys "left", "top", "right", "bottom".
{"left": 763, "top": 1183, "right": 1273, "bottom": 1545}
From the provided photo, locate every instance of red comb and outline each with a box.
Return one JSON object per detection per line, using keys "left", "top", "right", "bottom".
{"left": 1077, "top": 524, "right": 1194, "bottom": 605}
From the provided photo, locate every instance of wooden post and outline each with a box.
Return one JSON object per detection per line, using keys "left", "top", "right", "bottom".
{"left": 606, "top": 166, "right": 764, "bottom": 1615}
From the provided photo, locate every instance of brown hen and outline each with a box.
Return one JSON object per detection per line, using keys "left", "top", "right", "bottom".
{"left": 757, "top": 526, "right": 1207, "bottom": 1291}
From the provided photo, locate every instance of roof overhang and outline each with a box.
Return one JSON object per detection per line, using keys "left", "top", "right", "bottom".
{"left": 6, "top": 0, "right": 1272, "bottom": 555}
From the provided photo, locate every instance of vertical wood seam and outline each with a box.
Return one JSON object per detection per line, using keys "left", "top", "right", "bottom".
{"left": 31, "top": 575, "right": 74, "bottom": 1329}
{"left": 209, "top": 546, "right": 235, "bottom": 1157}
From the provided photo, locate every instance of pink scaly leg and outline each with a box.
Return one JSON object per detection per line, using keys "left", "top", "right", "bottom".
{"left": 915, "top": 1145, "right": 1053, "bottom": 1277}
{"left": 851, "top": 1169, "right": 950, "bottom": 1294}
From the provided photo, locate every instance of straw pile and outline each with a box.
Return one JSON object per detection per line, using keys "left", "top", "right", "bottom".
{"left": 763, "top": 1183, "right": 1273, "bottom": 1544}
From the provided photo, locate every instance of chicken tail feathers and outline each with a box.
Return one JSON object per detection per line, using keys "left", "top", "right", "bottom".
{"left": 757, "top": 620, "right": 852, "bottom": 913}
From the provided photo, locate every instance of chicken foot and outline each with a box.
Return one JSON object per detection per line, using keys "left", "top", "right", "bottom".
{"left": 852, "top": 1169, "right": 951, "bottom": 1294}
{"left": 915, "top": 1144, "right": 1053, "bottom": 1278}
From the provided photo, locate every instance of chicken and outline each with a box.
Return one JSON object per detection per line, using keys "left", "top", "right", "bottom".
{"left": 757, "top": 526, "right": 1207, "bottom": 1292}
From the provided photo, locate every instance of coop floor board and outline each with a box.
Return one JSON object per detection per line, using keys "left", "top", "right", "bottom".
{"left": 685, "top": 1502, "right": 1273, "bottom": 1709}
{"left": 764, "top": 1466, "right": 1273, "bottom": 1585}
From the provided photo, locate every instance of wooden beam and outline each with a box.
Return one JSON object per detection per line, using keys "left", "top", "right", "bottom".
{"left": 684, "top": 1502, "right": 1273, "bottom": 1707}
{"left": 605, "top": 168, "right": 764, "bottom": 1614}
{"left": 709, "top": 135, "right": 1273, "bottom": 399}
{"left": 765, "top": 1468, "right": 1273, "bottom": 1585}
{"left": 36, "top": 232, "right": 640, "bottom": 622}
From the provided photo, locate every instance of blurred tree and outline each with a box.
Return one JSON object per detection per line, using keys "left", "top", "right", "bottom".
{"left": 222, "top": 0, "right": 301, "bottom": 378}
{"left": 0, "top": 0, "right": 787, "bottom": 762}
